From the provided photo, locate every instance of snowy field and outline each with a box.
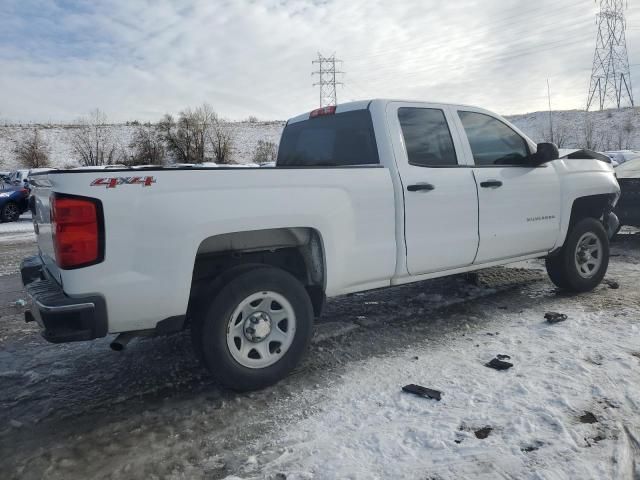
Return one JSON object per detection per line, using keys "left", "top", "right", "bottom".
{"left": 1, "top": 232, "right": 639, "bottom": 479}
{"left": 1, "top": 106, "right": 639, "bottom": 170}
{"left": 0, "top": 121, "right": 285, "bottom": 170}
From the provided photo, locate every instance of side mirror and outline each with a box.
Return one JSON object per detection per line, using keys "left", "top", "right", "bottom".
{"left": 533, "top": 142, "right": 559, "bottom": 164}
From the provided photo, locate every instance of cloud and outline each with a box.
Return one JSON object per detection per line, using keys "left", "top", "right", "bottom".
{"left": 0, "top": 0, "right": 638, "bottom": 122}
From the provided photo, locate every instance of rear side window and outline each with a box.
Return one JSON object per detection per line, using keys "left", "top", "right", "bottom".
{"left": 458, "top": 111, "right": 529, "bottom": 166}
{"left": 398, "top": 108, "right": 458, "bottom": 167}
{"left": 277, "top": 110, "right": 379, "bottom": 167}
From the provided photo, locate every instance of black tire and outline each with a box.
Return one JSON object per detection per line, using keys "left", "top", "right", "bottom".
{"left": 610, "top": 223, "right": 623, "bottom": 242}
{"left": 189, "top": 263, "right": 268, "bottom": 364}
{"left": 1, "top": 202, "right": 20, "bottom": 222}
{"left": 192, "top": 266, "right": 313, "bottom": 391}
{"left": 545, "top": 217, "right": 609, "bottom": 293}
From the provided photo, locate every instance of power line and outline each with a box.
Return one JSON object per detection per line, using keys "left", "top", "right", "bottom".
{"left": 587, "top": 0, "right": 634, "bottom": 110}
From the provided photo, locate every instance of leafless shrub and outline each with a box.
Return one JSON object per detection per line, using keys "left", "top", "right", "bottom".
{"left": 127, "top": 125, "right": 166, "bottom": 166}
{"left": 599, "top": 131, "right": 613, "bottom": 151}
{"left": 158, "top": 104, "right": 217, "bottom": 164}
{"left": 252, "top": 140, "right": 277, "bottom": 164}
{"left": 208, "top": 121, "right": 234, "bottom": 164}
{"left": 71, "top": 109, "right": 119, "bottom": 166}
{"left": 246, "top": 115, "right": 259, "bottom": 123}
{"left": 14, "top": 129, "right": 50, "bottom": 168}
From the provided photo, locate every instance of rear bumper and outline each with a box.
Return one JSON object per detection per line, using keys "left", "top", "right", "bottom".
{"left": 20, "top": 256, "right": 108, "bottom": 343}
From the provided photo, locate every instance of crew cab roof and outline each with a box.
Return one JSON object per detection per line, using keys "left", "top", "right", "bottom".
{"left": 287, "top": 98, "right": 482, "bottom": 125}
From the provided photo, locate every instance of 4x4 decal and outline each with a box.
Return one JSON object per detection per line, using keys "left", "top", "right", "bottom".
{"left": 91, "top": 176, "right": 156, "bottom": 189}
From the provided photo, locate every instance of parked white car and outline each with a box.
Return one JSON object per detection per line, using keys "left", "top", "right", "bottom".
{"left": 603, "top": 150, "right": 640, "bottom": 165}
{"left": 21, "top": 99, "right": 620, "bottom": 390}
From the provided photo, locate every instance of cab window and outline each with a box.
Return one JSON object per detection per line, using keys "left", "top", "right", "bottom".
{"left": 398, "top": 108, "right": 458, "bottom": 167}
{"left": 458, "top": 111, "right": 529, "bottom": 166}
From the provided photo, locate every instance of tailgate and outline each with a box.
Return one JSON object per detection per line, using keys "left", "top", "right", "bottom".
{"left": 30, "top": 175, "right": 60, "bottom": 283}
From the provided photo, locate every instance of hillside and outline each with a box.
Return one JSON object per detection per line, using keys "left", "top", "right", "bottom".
{"left": 1, "top": 107, "right": 639, "bottom": 170}
{"left": 507, "top": 107, "right": 639, "bottom": 151}
{"left": 0, "top": 121, "right": 285, "bottom": 170}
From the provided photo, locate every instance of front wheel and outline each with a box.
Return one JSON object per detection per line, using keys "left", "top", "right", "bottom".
{"left": 193, "top": 266, "right": 314, "bottom": 391}
{"left": 545, "top": 217, "right": 609, "bottom": 293}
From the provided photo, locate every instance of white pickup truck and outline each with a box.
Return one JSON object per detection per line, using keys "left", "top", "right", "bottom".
{"left": 21, "top": 100, "right": 620, "bottom": 390}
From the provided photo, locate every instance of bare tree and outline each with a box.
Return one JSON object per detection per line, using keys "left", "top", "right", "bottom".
{"left": 159, "top": 104, "right": 217, "bottom": 164}
{"left": 208, "top": 120, "right": 234, "bottom": 164}
{"left": 583, "top": 112, "right": 599, "bottom": 151}
{"left": 622, "top": 115, "right": 635, "bottom": 149}
{"left": 540, "top": 123, "right": 570, "bottom": 149}
{"left": 71, "top": 109, "right": 119, "bottom": 166}
{"left": 252, "top": 140, "right": 277, "bottom": 164}
{"left": 14, "top": 129, "right": 50, "bottom": 168}
{"left": 599, "top": 131, "right": 613, "bottom": 151}
{"left": 128, "top": 125, "right": 166, "bottom": 165}
{"left": 553, "top": 123, "right": 570, "bottom": 148}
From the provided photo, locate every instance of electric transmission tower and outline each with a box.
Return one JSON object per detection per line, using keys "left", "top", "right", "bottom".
{"left": 312, "top": 53, "right": 343, "bottom": 107}
{"left": 587, "top": 0, "right": 634, "bottom": 111}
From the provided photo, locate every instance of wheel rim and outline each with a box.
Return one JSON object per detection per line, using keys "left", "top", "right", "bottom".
{"left": 4, "top": 203, "right": 19, "bottom": 221}
{"left": 574, "top": 232, "right": 603, "bottom": 279}
{"left": 226, "top": 291, "right": 296, "bottom": 369}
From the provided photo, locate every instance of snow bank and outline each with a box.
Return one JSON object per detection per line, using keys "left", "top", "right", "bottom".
{"left": 0, "top": 214, "right": 34, "bottom": 243}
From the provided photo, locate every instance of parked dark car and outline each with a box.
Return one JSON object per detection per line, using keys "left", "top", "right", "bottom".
{"left": 615, "top": 159, "right": 640, "bottom": 229}
{"left": 0, "top": 185, "right": 30, "bottom": 222}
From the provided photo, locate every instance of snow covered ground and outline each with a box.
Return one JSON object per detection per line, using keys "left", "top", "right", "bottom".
{"left": 231, "top": 288, "right": 640, "bottom": 479}
{"left": 1, "top": 233, "right": 639, "bottom": 480}
{"left": 0, "top": 214, "right": 34, "bottom": 245}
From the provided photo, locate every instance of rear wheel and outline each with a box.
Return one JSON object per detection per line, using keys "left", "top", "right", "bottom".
{"left": 192, "top": 266, "right": 313, "bottom": 391}
{"left": 545, "top": 217, "right": 609, "bottom": 293}
{"left": 1, "top": 202, "right": 20, "bottom": 222}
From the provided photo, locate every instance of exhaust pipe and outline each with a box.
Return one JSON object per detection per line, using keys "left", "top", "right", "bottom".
{"left": 110, "top": 331, "right": 138, "bottom": 351}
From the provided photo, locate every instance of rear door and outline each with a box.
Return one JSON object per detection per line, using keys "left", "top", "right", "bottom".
{"left": 387, "top": 102, "right": 479, "bottom": 275}
{"left": 453, "top": 109, "right": 561, "bottom": 263}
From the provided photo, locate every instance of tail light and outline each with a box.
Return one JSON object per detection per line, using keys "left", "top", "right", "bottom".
{"left": 310, "top": 106, "right": 337, "bottom": 118}
{"left": 51, "top": 194, "right": 104, "bottom": 269}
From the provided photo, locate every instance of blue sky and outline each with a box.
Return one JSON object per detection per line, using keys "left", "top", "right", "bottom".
{"left": 1, "top": 0, "right": 640, "bottom": 122}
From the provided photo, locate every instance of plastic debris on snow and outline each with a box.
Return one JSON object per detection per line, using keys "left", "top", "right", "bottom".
{"left": 485, "top": 356, "right": 514, "bottom": 370}
{"left": 545, "top": 312, "right": 568, "bottom": 324}
{"left": 402, "top": 384, "right": 442, "bottom": 401}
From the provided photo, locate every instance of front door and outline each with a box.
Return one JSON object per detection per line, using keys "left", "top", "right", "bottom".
{"left": 387, "top": 102, "right": 479, "bottom": 275}
{"left": 454, "top": 109, "right": 561, "bottom": 263}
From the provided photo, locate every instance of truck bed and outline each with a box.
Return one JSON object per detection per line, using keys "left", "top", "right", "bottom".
{"left": 30, "top": 166, "right": 398, "bottom": 333}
